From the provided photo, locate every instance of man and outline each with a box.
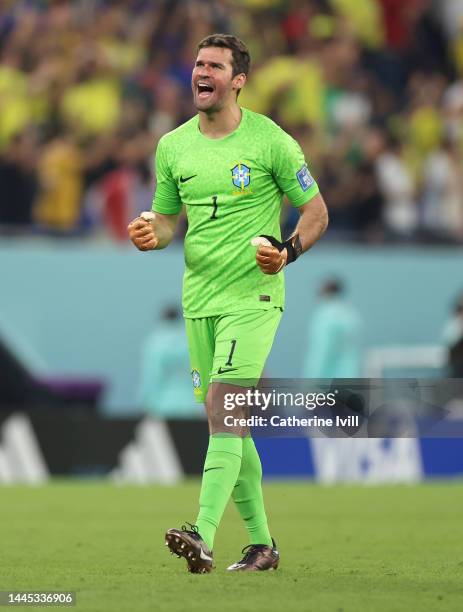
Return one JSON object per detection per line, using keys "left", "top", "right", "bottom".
{"left": 303, "top": 279, "right": 363, "bottom": 379}
{"left": 442, "top": 293, "right": 463, "bottom": 377}
{"left": 128, "top": 34, "right": 328, "bottom": 573}
{"left": 138, "top": 306, "right": 198, "bottom": 418}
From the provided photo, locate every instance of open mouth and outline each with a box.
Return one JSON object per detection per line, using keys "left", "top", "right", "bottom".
{"left": 197, "top": 82, "right": 215, "bottom": 99}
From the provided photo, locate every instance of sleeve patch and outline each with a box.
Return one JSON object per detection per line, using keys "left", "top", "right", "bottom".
{"left": 296, "top": 164, "right": 314, "bottom": 192}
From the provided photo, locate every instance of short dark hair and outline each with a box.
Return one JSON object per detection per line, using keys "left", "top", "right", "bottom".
{"left": 320, "top": 278, "right": 344, "bottom": 297}
{"left": 197, "top": 33, "right": 251, "bottom": 79}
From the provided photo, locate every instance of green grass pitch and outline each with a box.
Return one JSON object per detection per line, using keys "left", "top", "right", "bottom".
{"left": 1, "top": 481, "right": 462, "bottom": 612}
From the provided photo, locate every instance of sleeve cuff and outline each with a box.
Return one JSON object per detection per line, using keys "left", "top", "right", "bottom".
{"left": 288, "top": 182, "right": 320, "bottom": 207}
{"left": 152, "top": 201, "right": 182, "bottom": 215}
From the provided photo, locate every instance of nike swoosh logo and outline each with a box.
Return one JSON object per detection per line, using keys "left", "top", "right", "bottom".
{"left": 179, "top": 174, "right": 197, "bottom": 183}
{"left": 217, "top": 367, "right": 238, "bottom": 374}
{"left": 199, "top": 548, "right": 213, "bottom": 561}
{"left": 204, "top": 467, "right": 221, "bottom": 473}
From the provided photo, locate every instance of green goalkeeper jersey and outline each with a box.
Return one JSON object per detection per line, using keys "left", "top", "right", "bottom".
{"left": 152, "top": 108, "right": 319, "bottom": 318}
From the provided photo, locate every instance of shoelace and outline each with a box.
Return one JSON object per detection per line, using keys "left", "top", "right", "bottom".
{"left": 181, "top": 522, "right": 199, "bottom": 534}
{"left": 240, "top": 543, "right": 266, "bottom": 563}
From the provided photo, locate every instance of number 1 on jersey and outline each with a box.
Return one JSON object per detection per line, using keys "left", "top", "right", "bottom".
{"left": 210, "top": 196, "right": 218, "bottom": 220}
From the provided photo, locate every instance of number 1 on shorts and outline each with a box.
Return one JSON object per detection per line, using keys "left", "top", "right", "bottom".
{"left": 226, "top": 339, "right": 237, "bottom": 366}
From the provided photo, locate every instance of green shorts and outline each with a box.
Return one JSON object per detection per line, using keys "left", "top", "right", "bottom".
{"left": 185, "top": 308, "right": 283, "bottom": 403}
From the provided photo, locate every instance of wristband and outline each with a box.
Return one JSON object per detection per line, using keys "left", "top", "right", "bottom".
{"left": 259, "top": 234, "right": 302, "bottom": 265}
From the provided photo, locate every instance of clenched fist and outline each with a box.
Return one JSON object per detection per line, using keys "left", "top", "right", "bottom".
{"left": 128, "top": 211, "right": 158, "bottom": 251}
{"left": 252, "top": 237, "right": 287, "bottom": 274}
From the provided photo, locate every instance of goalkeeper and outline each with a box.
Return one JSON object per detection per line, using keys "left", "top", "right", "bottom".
{"left": 128, "top": 34, "right": 328, "bottom": 573}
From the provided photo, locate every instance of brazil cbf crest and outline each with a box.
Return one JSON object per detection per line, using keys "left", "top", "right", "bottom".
{"left": 231, "top": 163, "right": 251, "bottom": 190}
{"left": 191, "top": 369, "right": 201, "bottom": 389}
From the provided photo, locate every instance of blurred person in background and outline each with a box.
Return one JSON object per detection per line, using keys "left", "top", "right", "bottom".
{"left": 34, "top": 126, "right": 83, "bottom": 234}
{"left": 303, "top": 278, "right": 363, "bottom": 378}
{"left": 138, "top": 305, "right": 198, "bottom": 418}
{"left": 0, "top": 129, "right": 37, "bottom": 231}
{"left": 375, "top": 134, "right": 418, "bottom": 240}
{"left": 421, "top": 136, "right": 463, "bottom": 242}
{"left": 442, "top": 293, "right": 463, "bottom": 377}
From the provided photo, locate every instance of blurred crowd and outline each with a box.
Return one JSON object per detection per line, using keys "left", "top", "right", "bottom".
{"left": 1, "top": 0, "right": 463, "bottom": 243}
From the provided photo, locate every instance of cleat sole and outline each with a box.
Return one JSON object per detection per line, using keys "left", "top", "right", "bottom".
{"left": 164, "top": 529, "right": 213, "bottom": 574}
